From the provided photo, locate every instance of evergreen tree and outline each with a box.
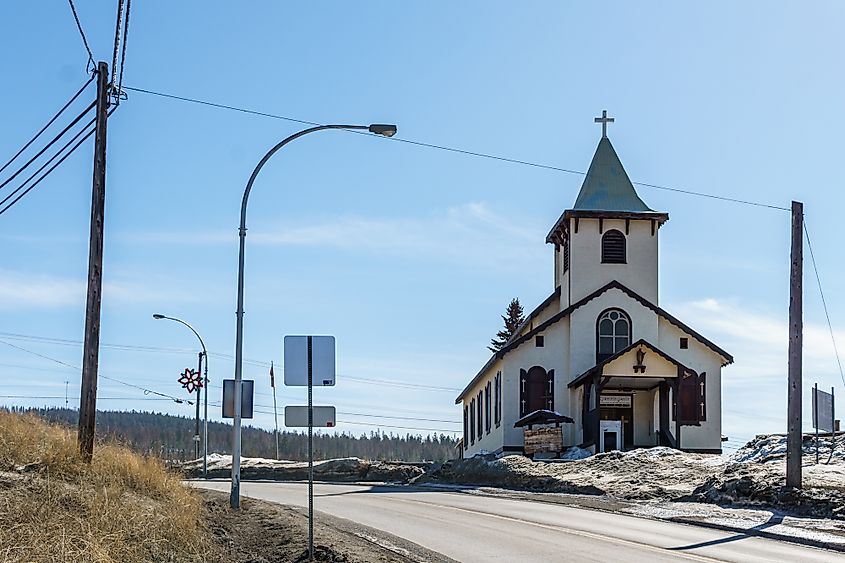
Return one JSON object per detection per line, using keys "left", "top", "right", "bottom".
{"left": 488, "top": 298, "right": 525, "bottom": 352}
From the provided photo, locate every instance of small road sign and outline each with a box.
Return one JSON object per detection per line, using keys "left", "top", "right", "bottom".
{"left": 284, "top": 335, "right": 336, "bottom": 386}
{"left": 284, "top": 406, "right": 336, "bottom": 428}
{"left": 222, "top": 379, "right": 254, "bottom": 419}
{"left": 813, "top": 385, "right": 835, "bottom": 433}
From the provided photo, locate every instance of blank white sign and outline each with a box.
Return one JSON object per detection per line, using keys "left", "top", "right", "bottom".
{"left": 283, "top": 335, "right": 336, "bottom": 386}
{"left": 284, "top": 405, "right": 336, "bottom": 428}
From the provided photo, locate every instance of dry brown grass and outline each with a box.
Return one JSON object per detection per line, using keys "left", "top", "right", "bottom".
{"left": 0, "top": 410, "right": 219, "bottom": 562}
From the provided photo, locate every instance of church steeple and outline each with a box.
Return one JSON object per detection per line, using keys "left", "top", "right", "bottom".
{"left": 546, "top": 112, "right": 669, "bottom": 307}
{"left": 572, "top": 136, "right": 652, "bottom": 213}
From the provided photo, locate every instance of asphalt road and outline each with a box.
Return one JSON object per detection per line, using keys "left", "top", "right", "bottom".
{"left": 196, "top": 481, "right": 842, "bottom": 562}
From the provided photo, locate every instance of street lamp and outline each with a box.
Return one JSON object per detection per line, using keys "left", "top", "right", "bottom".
{"left": 152, "top": 313, "right": 209, "bottom": 478}
{"left": 230, "top": 123, "right": 397, "bottom": 510}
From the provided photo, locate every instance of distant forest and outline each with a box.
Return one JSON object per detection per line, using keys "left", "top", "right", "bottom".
{"left": 5, "top": 407, "right": 460, "bottom": 462}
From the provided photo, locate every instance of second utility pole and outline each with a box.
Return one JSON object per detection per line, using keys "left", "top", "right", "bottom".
{"left": 786, "top": 200, "right": 803, "bottom": 488}
{"left": 78, "top": 61, "right": 109, "bottom": 463}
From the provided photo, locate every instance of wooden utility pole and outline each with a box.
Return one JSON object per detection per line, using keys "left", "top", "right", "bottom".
{"left": 78, "top": 62, "right": 109, "bottom": 462}
{"left": 786, "top": 200, "right": 803, "bottom": 488}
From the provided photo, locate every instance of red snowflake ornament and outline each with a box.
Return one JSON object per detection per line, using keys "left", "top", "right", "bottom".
{"left": 178, "top": 367, "right": 203, "bottom": 393}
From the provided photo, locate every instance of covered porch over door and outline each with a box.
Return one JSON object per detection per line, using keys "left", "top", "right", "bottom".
{"left": 569, "top": 340, "right": 700, "bottom": 453}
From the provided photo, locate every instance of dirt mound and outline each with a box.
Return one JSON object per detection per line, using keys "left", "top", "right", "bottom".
{"left": 417, "top": 455, "right": 604, "bottom": 495}
{"left": 182, "top": 456, "right": 424, "bottom": 483}
{"left": 418, "top": 448, "right": 715, "bottom": 499}
{"left": 423, "top": 436, "right": 845, "bottom": 518}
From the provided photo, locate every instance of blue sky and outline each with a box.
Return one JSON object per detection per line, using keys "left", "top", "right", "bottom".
{"left": 0, "top": 2, "right": 843, "bottom": 452}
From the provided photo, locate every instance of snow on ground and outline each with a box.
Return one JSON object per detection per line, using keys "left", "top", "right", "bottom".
{"left": 177, "top": 455, "right": 426, "bottom": 482}
{"left": 417, "top": 434, "right": 845, "bottom": 550}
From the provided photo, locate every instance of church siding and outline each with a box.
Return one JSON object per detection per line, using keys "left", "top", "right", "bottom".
{"left": 568, "top": 218, "right": 659, "bottom": 306}
{"left": 567, "top": 288, "right": 660, "bottom": 383}
{"left": 462, "top": 359, "right": 505, "bottom": 457}
{"left": 658, "top": 318, "right": 723, "bottom": 451}
{"left": 500, "top": 320, "right": 570, "bottom": 449}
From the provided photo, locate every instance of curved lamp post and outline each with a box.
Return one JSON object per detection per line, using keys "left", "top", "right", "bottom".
{"left": 230, "top": 123, "right": 397, "bottom": 509}
{"left": 153, "top": 313, "right": 209, "bottom": 478}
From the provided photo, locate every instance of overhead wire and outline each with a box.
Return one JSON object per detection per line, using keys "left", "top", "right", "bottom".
{"left": 0, "top": 76, "right": 94, "bottom": 178}
{"left": 122, "top": 85, "right": 790, "bottom": 212}
{"left": 0, "top": 102, "right": 95, "bottom": 193}
{"left": 804, "top": 220, "right": 844, "bottom": 388}
{"left": 0, "top": 395, "right": 177, "bottom": 401}
{"left": 0, "top": 110, "right": 114, "bottom": 217}
{"left": 0, "top": 330, "right": 458, "bottom": 393}
{"left": 66, "top": 0, "right": 94, "bottom": 72}
{"left": 111, "top": 0, "right": 125, "bottom": 91}
{"left": 0, "top": 116, "right": 98, "bottom": 215}
{"left": 0, "top": 338, "right": 193, "bottom": 405}
{"left": 115, "top": 0, "right": 131, "bottom": 103}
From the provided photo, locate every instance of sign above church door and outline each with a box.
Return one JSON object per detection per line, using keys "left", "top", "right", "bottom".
{"left": 600, "top": 394, "right": 632, "bottom": 408}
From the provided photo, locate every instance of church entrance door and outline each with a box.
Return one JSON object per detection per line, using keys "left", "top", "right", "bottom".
{"left": 599, "top": 394, "right": 634, "bottom": 449}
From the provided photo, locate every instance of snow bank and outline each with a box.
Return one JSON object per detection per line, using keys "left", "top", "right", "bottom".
{"left": 420, "top": 435, "right": 845, "bottom": 518}
{"left": 178, "top": 455, "right": 425, "bottom": 483}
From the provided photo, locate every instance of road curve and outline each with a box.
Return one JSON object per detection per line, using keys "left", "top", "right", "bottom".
{"left": 196, "top": 481, "right": 842, "bottom": 562}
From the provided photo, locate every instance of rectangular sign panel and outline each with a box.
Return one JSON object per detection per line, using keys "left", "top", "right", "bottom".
{"left": 283, "top": 335, "right": 336, "bottom": 386}
{"left": 813, "top": 386, "right": 834, "bottom": 433}
{"left": 284, "top": 406, "right": 336, "bottom": 428}
{"left": 222, "top": 379, "right": 254, "bottom": 419}
{"left": 600, "top": 394, "right": 632, "bottom": 408}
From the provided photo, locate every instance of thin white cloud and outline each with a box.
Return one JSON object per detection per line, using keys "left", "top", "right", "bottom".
{"left": 121, "top": 202, "right": 546, "bottom": 269}
{"left": 667, "top": 298, "right": 844, "bottom": 445}
{"left": 0, "top": 270, "right": 208, "bottom": 309}
{"left": 0, "top": 271, "right": 83, "bottom": 308}
{"left": 669, "top": 297, "right": 844, "bottom": 382}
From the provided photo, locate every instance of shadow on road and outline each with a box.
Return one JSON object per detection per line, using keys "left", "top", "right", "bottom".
{"left": 668, "top": 513, "right": 785, "bottom": 551}
{"left": 312, "top": 484, "right": 477, "bottom": 498}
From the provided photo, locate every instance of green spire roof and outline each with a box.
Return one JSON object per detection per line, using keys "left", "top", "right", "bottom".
{"left": 573, "top": 137, "right": 652, "bottom": 212}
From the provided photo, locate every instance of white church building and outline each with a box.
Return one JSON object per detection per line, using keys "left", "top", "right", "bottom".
{"left": 456, "top": 113, "right": 733, "bottom": 457}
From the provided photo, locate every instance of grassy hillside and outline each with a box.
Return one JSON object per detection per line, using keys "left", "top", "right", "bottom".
{"left": 0, "top": 410, "right": 215, "bottom": 562}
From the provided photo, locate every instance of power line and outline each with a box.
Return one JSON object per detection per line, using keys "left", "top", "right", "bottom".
{"left": 0, "top": 330, "right": 458, "bottom": 393}
{"left": 343, "top": 375, "right": 460, "bottom": 393}
{"left": 0, "top": 118, "right": 97, "bottom": 216}
{"left": 243, "top": 399, "right": 459, "bottom": 425}
{"left": 123, "top": 85, "right": 790, "bottom": 212}
{"left": 115, "top": 0, "right": 131, "bottom": 102}
{"left": 0, "top": 104, "right": 116, "bottom": 217}
{"left": 66, "top": 0, "right": 94, "bottom": 71}
{"left": 123, "top": 86, "right": 318, "bottom": 127}
{"left": 0, "top": 102, "right": 95, "bottom": 193}
{"left": 804, "top": 220, "right": 844, "bottom": 389}
{"left": 0, "top": 338, "right": 192, "bottom": 405}
{"left": 0, "top": 76, "right": 94, "bottom": 178}
{"left": 208, "top": 400, "right": 460, "bottom": 434}
{"left": 338, "top": 420, "right": 460, "bottom": 434}
{"left": 111, "top": 0, "right": 125, "bottom": 90}
{"left": 338, "top": 411, "right": 459, "bottom": 425}
{"left": 0, "top": 395, "right": 176, "bottom": 401}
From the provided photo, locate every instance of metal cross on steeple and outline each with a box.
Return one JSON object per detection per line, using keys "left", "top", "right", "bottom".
{"left": 594, "top": 110, "right": 615, "bottom": 138}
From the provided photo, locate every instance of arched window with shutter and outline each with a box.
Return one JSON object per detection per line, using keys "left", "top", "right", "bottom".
{"left": 601, "top": 229, "right": 626, "bottom": 263}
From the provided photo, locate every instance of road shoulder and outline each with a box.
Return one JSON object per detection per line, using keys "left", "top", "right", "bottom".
{"left": 200, "top": 488, "right": 457, "bottom": 563}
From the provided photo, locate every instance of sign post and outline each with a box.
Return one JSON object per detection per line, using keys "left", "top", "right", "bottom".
{"left": 284, "top": 335, "right": 336, "bottom": 562}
